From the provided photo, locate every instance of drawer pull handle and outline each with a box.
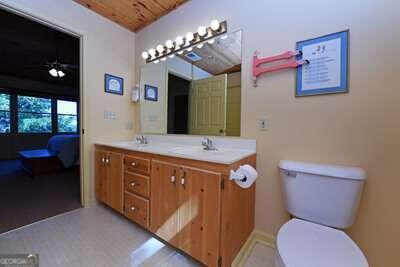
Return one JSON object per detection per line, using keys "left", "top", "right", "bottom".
{"left": 171, "top": 176, "right": 176, "bottom": 183}
{"left": 101, "top": 157, "right": 105, "bottom": 163}
{"left": 130, "top": 206, "right": 136, "bottom": 212}
{"left": 131, "top": 162, "right": 137, "bottom": 166}
{"left": 105, "top": 158, "right": 110, "bottom": 164}
{"left": 181, "top": 171, "right": 186, "bottom": 189}
{"left": 130, "top": 182, "right": 137, "bottom": 187}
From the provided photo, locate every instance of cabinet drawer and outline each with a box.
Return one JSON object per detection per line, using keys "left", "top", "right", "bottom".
{"left": 124, "top": 192, "right": 149, "bottom": 228}
{"left": 124, "top": 155, "right": 150, "bottom": 175}
{"left": 124, "top": 172, "right": 150, "bottom": 198}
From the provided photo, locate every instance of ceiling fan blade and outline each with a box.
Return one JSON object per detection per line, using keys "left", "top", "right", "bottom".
{"left": 60, "top": 63, "right": 79, "bottom": 70}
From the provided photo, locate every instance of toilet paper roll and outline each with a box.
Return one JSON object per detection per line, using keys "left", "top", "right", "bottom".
{"left": 231, "top": 164, "right": 258, "bottom": 188}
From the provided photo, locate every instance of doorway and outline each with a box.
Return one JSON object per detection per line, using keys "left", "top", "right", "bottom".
{"left": 167, "top": 73, "right": 191, "bottom": 134}
{"left": 0, "top": 6, "right": 83, "bottom": 233}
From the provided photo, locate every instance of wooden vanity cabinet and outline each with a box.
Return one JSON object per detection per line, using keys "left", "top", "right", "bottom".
{"left": 95, "top": 145, "right": 255, "bottom": 267}
{"left": 95, "top": 149, "right": 123, "bottom": 214}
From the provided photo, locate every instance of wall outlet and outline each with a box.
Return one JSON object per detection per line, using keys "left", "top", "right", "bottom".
{"left": 258, "top": 118, "right": 268, "bottom": 131}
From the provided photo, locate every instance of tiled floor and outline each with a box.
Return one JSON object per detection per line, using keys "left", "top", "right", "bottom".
{"left": 0, "top": 204, "right": 275, "bottom": 267}
{"left": 244, "top": 243, "right": 276, "bottom": 267}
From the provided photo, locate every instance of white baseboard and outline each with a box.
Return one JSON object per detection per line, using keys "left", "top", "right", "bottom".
{"left": 232, "top": 229, "right": 276, "bottom": 267}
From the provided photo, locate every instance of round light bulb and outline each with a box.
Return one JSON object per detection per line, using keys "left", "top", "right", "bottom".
{"left": 142, "top": 51, "right": 149, "bottom": 59}
{"left": 210, "top": 19, "right": 220, "bottom": 31}
{"left": 185, "top": 32, "right": 194, "bottom": 42}
{"left": 156, "top": 44, "right": 164, "bottom": 53}
{"left": 197, "top": 26, "right": 207, "bottom": 37}
{"left": 49, "top": 68, "right": 58, "bottom": 77}
{"left": 58, "top": 70, "right": 65, "bottom": 77}
{"left": 175, "top": 36, "right": 184, "bottom": 46}
{"left": 178, "top": 51, "right": 184, "bottom": 55}
{"left": 165, "top": 40, "right": 174, "bottom": 49}
{"left": 148, "top": 48, "right": 156, "bottom": 56}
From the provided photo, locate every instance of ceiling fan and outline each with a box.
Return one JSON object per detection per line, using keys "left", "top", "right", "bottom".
{"left": 46, "top": 60, "right": 78, "bottom": 78}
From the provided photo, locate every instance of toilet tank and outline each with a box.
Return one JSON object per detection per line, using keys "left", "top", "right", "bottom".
{"left": 279, "top": 160, "right": 367, "bottom": 229}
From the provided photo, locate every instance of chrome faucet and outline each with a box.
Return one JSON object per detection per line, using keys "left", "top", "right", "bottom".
{"left": 202, "top": 137, "right": 217, "bottom": 151}
{"left": 136, "top": 135, "right": 148, "bottom": 144}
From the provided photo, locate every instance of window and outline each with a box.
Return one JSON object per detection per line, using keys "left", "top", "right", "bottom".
{"left": 57, "top": 100, "right": 78, "bottom": 133}
{"left": 0, "top": 93, "right": 10, "bottom": 133}
{"left": 18, "top": 96, "right": 52, "bottom": 133}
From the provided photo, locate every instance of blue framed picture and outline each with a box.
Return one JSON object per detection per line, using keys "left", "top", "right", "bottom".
{"left": 144, "top": 84, "right": 158, "bottom": 101}
{"left": 296, "top": 30, "right": 349, "bottom": 97}
{"left": 104, "top": 73, "right": 124, "bottom": 95}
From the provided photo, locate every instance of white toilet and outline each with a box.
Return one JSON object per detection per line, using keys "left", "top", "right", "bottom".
{"left": 275, "top": 160, "right": 369, "bottom": 267}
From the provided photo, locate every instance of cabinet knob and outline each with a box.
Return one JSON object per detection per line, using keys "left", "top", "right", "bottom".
{"left": 170, "top": 176, "right": 176, "bottom": 183}
{"left": 131, "top": 162, "right": 137, "bottom": 166}
{"left": 105, "top": 158, "right": 110, "bottom": 164}
{"left": 130, "top": 182, "right": 136, "bottom": 187}
{"left": 101, "top": 157, "right": 105, "bottom": 163}
{"left": 130, "top": 206, "right": 136, "bottom": 212}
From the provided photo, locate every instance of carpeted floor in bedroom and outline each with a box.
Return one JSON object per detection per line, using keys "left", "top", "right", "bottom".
{"left": 0, "top": 159, "right": 81, "bottom": 233}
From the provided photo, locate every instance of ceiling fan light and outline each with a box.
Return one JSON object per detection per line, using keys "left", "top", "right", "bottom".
{"left": 58, "top": 70, "right": 66, "bottom": 77}
{"left": 49, "top": 68, "right": 58, "bottom": 77}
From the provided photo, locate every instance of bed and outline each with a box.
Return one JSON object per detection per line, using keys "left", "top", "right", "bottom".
{"left": 18, "top": 134, "right": 80, "bottom": 176}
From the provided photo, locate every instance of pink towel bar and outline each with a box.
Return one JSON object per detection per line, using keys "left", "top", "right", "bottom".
{"left": 252, "top": 50, "right": 309, "bottom": 87}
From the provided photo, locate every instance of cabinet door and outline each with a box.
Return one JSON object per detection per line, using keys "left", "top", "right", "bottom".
{"left": 95, "top": 150, "right": 107, "bottom": 203}
{"left": 150, "top": 161, "right": 180, "bottom": 247}
{"left": 178, "top": 167, "right": 222, "bottom": 266}
{"left": 106, "top": 152, "right": 124, "bottom": 214}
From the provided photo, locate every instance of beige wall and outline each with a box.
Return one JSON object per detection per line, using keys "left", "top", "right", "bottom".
{"left": 135, "top": 0, "right": 400, "bottom": 266}
{"left": 1, "top": 0, "right": 136, "bottom": 204}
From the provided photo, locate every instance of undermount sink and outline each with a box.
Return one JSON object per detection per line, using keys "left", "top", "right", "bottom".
{"left": 168, "top": 146, "right": 224, "bottom": 156}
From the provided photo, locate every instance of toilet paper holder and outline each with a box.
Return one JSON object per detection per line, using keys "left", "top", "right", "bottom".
{"left": 230, "top": 169, "right": 248, "bottom": 182}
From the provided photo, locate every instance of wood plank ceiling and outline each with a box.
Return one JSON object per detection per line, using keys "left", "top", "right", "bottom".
{"left": 73, "top": 0, "right": 188, "bottom": 32}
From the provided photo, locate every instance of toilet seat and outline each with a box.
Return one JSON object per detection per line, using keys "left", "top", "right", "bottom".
{"left": 276, "top": 219, "right": 369, "bottom": 267}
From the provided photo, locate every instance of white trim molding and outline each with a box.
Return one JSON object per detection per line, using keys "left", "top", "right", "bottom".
{"left": 232, "top": 229, "right": 276, "bottom": 267}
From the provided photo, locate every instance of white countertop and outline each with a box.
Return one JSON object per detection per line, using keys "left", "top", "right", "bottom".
{"left": 95, "top": 136, "right": 256, "bottom": 165}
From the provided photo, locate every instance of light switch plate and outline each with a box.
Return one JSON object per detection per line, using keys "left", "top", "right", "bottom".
{"left": 258, "top": 118, "right": 268, "bottom": 131}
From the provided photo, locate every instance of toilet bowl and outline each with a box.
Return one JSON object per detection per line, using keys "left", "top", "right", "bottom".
{"left": 275, "top": 219, "right": 368, "bottom": 267}
{"left": 277, "top": 160, "right": 369, "bottom": 267}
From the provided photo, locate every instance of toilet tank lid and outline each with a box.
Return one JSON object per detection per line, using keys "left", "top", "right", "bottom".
{"left": 279, "top": 160, "right": 367, "bottom": 180}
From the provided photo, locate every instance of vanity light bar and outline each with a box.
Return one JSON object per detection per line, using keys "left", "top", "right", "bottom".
{"left": 142, "top": 20, "right": 228, "bottom": 63}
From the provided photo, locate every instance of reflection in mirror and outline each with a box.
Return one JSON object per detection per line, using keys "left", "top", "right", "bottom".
{"left": 140, "top": 30, "right": 242, "bottom": 137}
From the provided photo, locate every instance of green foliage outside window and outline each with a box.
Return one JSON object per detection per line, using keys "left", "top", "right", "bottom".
{"left": 0, "top": 93, "right": 10, "bottom": 133}
{"left": 18, "top": 96, "right": 52, "bottom": 133}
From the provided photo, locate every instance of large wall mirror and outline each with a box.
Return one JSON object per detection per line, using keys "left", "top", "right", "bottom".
{"left": 140, "top": 30, "right": 242, "bottom": 136}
